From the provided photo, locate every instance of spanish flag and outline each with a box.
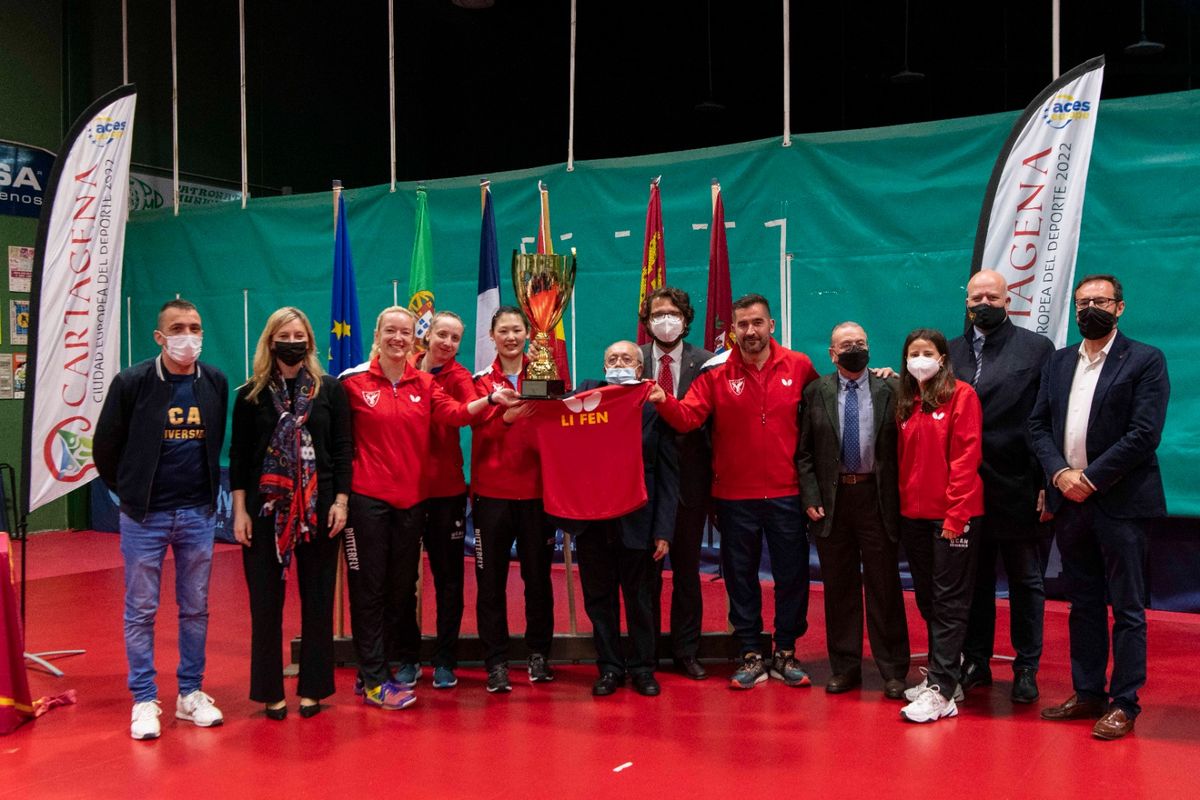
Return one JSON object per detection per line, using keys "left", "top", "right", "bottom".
{"left": 535, "top": 182, "right": 572, "bottom": 390}
{"left": 636, "top": 176, "right": 666, "bottom": 345}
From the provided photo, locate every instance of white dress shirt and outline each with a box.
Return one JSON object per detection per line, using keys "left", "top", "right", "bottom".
{"left": 1063, "top": 334, "right": 1117, "bottom": 472}
{"left": 651, "top": 341, "right": 684, "bottom": 398}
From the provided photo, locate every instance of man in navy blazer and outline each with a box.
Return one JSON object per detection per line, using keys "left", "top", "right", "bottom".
{"left": 1029, "top": 274, "right": 1170, "bottom": 741}
{"left": 564, "top": 340, "right": 679, "bottom": 697}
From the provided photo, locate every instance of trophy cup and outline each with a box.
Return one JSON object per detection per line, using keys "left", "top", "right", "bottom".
{"left": 511, "top": 248, "right": 577, "bottom": 399}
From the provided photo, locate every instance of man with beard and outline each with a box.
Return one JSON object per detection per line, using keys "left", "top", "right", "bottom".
{"left": 638, "top": 287, "right": 714, "bottom": 679}
{"left": 650, "top": 294, "right": 819, "bottom": 690}
{"left": 948, "top": 269, "right": 1055, "bottom": 704}
{"left": 1029, "top": 274, "right": 1170, "bottom": 740}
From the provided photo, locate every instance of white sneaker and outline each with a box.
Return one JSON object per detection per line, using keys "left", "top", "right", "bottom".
{"left": 130, "top": 700, "right": 162, "bottom": 740}
{"left": 900, "top": 685, "right": 959, "bottom": 723}
{"left": 175, "top": 690, "right": 224, "bottom": 727}
{"left": 904, "top": 668, "right": 963, "bottom": 702}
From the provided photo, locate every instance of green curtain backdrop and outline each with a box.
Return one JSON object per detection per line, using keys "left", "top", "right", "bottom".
{"left": 123, "top": 90, "right": 1200, "bottom": 514}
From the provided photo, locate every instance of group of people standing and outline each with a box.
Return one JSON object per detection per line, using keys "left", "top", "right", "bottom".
{"left": 93, "top": 267, "right": 1168, "bottom": 743}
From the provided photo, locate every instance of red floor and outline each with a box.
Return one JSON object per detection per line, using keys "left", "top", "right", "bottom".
{"left": 5, "top": 531, "right": 1200, "bottom": 799}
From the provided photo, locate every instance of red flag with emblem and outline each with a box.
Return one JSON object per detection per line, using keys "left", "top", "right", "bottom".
{"left": 704, "top": 180, "right": 733, "bottom": 353}
{"left": 636, "top": 177, "right": 666, "bottom": 345}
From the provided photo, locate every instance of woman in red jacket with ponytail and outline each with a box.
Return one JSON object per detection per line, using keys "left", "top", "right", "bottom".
{"left": 895, "top": 328, "right": 984, "bottom": 724}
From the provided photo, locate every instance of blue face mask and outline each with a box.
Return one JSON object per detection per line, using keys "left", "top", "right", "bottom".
{"left": 605, "top": 367, "right": 638, "bottom": 384}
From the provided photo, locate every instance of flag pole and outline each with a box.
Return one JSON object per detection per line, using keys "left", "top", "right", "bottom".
{"left": 388, "top": 0, "right": 397, "bottom": 192}
{"left": 121, "top": 0, "right": 129, "bottom": 84}
{"left": 331, "top": 178, "right": 346, "bottom": 639}
{"left": 1051, "top": 0, "right": 1061, "bottom": 79}
{"left": 566, "top": 0, "right": 577, "bottom": 172}
{"left": 239, "top": 0, "right": 248, "bottom": 208}
{"left": 782, "top": 0, "right": 791, "bottom": 147}
{"left": 170, "top": 0, "right": 180, "bottom": 216}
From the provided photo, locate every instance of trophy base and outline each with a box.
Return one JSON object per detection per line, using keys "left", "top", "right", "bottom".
{"left": 520, "top": 379, "right": 566, "bottom": 400}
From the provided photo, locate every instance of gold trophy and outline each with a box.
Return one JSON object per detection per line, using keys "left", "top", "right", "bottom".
{"left": 511, "top": 248, "right": 577, "bottom": 399}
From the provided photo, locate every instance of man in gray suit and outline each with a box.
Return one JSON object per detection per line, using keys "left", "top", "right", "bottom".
{"left": 639, "top": 286, "right": 715, "bottom": 680}
{"left": 797, "top": 321, "right": 909, "bottom": 699}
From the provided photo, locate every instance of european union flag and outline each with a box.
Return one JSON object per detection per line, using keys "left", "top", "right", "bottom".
{"left": 329, "top": 193, "right": 363, "bottom": 375}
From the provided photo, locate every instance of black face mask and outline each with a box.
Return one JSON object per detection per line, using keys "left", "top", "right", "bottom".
{"left": 967, "top": 303, "right": 1007, "bottom": 332}
{"left": 837, "top": 346, "right": 869, "bottom": 373}
{"left": 1077, "top": 306, "right": 1117, "bottom": 341}
{"left": 272, "top": 340, "right": 309, "bottom": 366}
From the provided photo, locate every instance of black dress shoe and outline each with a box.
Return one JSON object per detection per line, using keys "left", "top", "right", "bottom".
{"left": 673, "top": 656, "right": 708, "bottom": 680}
{"left": 883, "top": 679, "right": 907, "bottom": 700}
{"left": 298, "top": 702, "right": 322, "bottom": 719}
{"left": 632, "top": 673, "right": 661, "bottom": 697}
{"left": 265, "top": 703, "right": 287, "bottom": 721}
{"left": 592, "top": 673, "right": 622, "bottom": 697}
{"left": 958, "top": 660, "right": 993, "bottom": 692}
{"left": 1011, "top": 669, "right": 1039, "bottom": 704}
{"left": 825, "top": 673, "right": 862, "bottom": 694}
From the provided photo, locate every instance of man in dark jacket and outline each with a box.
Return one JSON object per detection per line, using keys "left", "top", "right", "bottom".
{"left": 948, "top": 269, "right": 1055, "bottom": 704}
{"left": 797, "top": 322, "right": 909, "bottom": 700}
{"left": 565, "top": 340, "right": 678, "bottom": 697}
{"left": 94, "top": 299, "right": 228, "bottom": 741}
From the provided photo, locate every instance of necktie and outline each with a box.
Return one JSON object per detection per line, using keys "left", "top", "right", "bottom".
{"left": 842, "top": 379, "right": 861, "bottom": 473}
{"left": 658, "top": 354, "right": 675, "bottom": 398}
{"left": 973, "top": 334, "right": 985, "bottom": 386}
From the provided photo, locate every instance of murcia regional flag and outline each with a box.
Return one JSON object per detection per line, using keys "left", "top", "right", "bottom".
{"left": 23, "top": 85, "right": 137, "bottom": 513}
{"left": 970, "top": 56, "right": 1104, "bottom": 347}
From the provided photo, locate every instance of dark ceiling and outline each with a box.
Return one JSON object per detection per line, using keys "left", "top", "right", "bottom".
{"left": 63, "top": 0, "right": 1200, "bottom": 195}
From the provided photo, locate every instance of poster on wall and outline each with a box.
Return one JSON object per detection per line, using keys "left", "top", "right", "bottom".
{"left": 0, "top": 139, "right": 54, "bottom": 219}
{"left": 13, "top": 353, "right": 27, "bottom": 399}
{"left": 8, "top": 245, "right": 33, "bottom": 292}
{"left": 0, "top": 354, "right": 12, "bottom": 399}
{"left": 9, "top": 299, "right": 29, "bottom": 345}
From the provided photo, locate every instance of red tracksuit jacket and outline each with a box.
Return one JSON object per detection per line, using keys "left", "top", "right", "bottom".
{"left": 657, "top": 339, "right": 818, "bottom": 501}
{"left": 341, "top": 356, "right": 474, "bottom": 509}
{"left": 896, "top": 378, "right": 985, "bottom": 534}
{"left": 417, "top": 356, "right": 476, "bottom": 499}
{"left": 470, "top": 357, "right": 541, "bottom": 500}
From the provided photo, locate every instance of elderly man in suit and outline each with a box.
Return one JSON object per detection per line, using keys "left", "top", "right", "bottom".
{"left": 1029, "top": 274, "right": 1170, "bottom": 741}
{"left": 949, "top": 269, "right": 1055, "bottom": 704}
{"left": 566, "top": 340, "right": 679, "bottom": 697}
{"left": 639, "top": 287, "right": 715, "bottom": 680}
{"left": 797, "top": 321, "right": 910, "bottom": 699}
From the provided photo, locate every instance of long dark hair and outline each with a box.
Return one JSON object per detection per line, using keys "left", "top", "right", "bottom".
{"left": 896, "top": 327, "right": 957, "bottom": 422}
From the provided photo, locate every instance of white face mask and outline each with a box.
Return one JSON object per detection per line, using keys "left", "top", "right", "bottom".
{"left": 605, "top": 367, "right": 639, "bottom": 385}
{"left": 649, "top": 314, "right": 683, "bottom": 343}
{"left": 163, "top": 333, "right": 203, "bottom": 366}
{"left": 906, "top": 355, "right": 941, "bottom": 383}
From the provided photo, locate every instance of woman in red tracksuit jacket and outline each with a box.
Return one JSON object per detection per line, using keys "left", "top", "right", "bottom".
{"left": 339, "top": 306, "right": 515, "bottom": 711}
{"left": 894, "top": 327, "right": 984, "bottom": 724}
{"left": 403, "top": 311, "right": 477, "bottom": 690}
{"left": 470, "top": 306, "right": 558, "bottom": 694}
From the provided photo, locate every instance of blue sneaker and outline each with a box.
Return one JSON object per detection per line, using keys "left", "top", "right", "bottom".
{"left": 394, "top": 663, "right": 422, "bottom": 686}
{"left": 730, "top": 652, "right": 768, "bottom": 690}
{"left": 363, "top": 680, "right": 416, "bottom": 711}
{"left": 768, "top": 650, "right": 812, "bottom": 687}
{"left": 432, "top": 666, "right": 458, "bottom": 689}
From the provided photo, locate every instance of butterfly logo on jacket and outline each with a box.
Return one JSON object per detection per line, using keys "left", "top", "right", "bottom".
{"left": 781, "top": 378, "right": 793, "bottom": 387}
{"left": 362, "top": 390, "right": 380, "bottom": 408}
{"left": 410, "top": 394, "right": 422, "bottom": 403}
{"left": 933, "top": 411, "right": 946, "bottom": 420}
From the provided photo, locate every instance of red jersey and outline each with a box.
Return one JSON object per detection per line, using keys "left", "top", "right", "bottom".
{"left": 526, "top": 383, "right": 652, "bottom": 520}
{"left": 470, "top": 357, "right": 541, "bottom": 500}
{"left": 657, "top": 339, "right": 818, "bottom": 501}
{"left": 896, "top": 379, "right": 985, "bottom": 534}
{"left": 341, "top": 356, "right": 474, "bottom": 509}
{"left": 415, "top": 356, "right": 476, "bottom": 499}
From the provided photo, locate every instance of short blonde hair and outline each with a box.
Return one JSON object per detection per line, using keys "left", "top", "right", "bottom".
{"left": 370, "top": 306, "right": 418, "bottom": 359}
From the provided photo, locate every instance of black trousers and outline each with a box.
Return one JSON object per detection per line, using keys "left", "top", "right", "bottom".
{"left": 421, "top": 493, "right": 467, "bottom": 668}
{"left": 472, "top": 495, "right": 556, "bottom": 668}
{"left": 575, "top": 521, "right": 657, "bottom": 677}
{"left": 346, "top": 493, "right": 423, "bottom": 687}
{"left": 655, "top": 500, "right": 706, "bottom": 658}
{"left": 813, "top": 481, "right": 910, "bottom": 681}
{"left": 961, "top": 519, "right": 1047, "bottom": 673}
{"left": 242, "top": 515, "right": 340, "bottom": 703}
{"left": 900, "top": 516, "right": 981, "bottom": 700}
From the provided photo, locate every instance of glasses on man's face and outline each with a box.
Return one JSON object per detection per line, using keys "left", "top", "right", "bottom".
{"left": 605, "top": 354, "right": 639, "bottom": 367}
{"left": 1075, "top": 297, "right": 1117, "bottom": 310}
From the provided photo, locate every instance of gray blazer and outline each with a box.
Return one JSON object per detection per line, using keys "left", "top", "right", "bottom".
{"left": 796, "top": 371, "right": 900, "bottom": 541}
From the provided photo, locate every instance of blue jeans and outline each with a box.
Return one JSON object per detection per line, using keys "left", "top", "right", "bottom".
{"left": 119, "top": 506, "right": 216, "bottom": 702}
{"left": 715, "top": 495, "right": 810, "bottom": 655}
